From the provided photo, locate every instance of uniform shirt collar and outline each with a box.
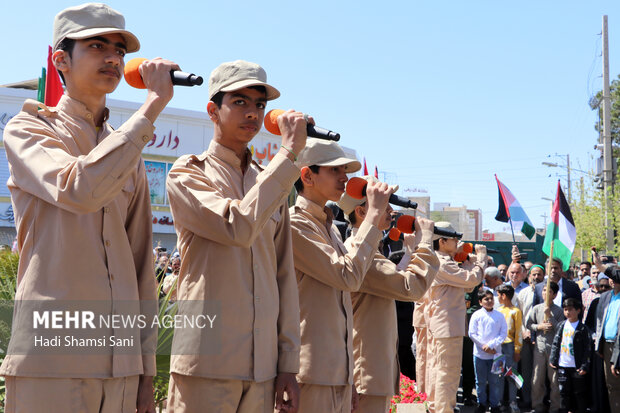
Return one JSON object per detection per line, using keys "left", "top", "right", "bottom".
{"left": 55, "top": 95, "right": 110, "bottom": 125}
{"left": 201, "top": 139, "right": 253, "bottom": 170}
{"left": 295, "top": 195, "right": 333, "bottom": 226}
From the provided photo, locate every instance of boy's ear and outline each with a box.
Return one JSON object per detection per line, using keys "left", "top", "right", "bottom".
{"left": 300, "top": 166, "right": 314, "bottom": 188}
{"left": 207, "top": 101, "right": 219, "bottom": 123}
{"left": 353, "top": 204, "right": 366, "bottom": 221}
{"left": 52, "top": 50, "right": 70, "bottom": 73}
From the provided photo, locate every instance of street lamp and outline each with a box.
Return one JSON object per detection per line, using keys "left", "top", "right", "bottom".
{"left": 542, "top": 155, "right": 571, "bottom": 203}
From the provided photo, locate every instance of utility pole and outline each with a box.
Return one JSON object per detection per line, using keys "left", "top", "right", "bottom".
{"left": 602, "top": 15, "right": 615, "bottom": 252}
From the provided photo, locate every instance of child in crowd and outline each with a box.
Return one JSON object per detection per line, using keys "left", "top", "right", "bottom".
{"left": 497, "top": 284, "right": 523, "bottom": 413}
{"left": 468, "top": 289, "right": 508, "bottom": 413}
{"left": 550, "top": 298, "right": 591, "bottom": 413}
{"left": 526, "top": 282, "right": 564, "bottom": 413}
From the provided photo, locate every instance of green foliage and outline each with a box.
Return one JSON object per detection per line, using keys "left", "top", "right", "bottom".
{"left": 594, "top": 75, "right": 620, "bottom": 145}
{"left": 153, "top": 279, "right": 177, "bottom": 409}
{"left": 571, "top": 178, "right": 620, "bottom": 257}
{"left": 0, "top": 251, "right": 18, "bottom": 412}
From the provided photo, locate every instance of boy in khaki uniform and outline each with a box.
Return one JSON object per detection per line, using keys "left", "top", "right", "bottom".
{"left": 425, "top": 223, "right": 487, "bottom": 413}
{"left": 166, "top": 61, "right": 308, "bottom": 412}
{"left": 338, "top": 178, "right": 440, "bottom": 412}
{"left": 290, "top": 139, "right": 392, "bottom": 413}
{"left": 413, "top": 295, "right": 430, "bottom": 395}
{"left": 0, "top": 4, "right": 178, "bottom": 412}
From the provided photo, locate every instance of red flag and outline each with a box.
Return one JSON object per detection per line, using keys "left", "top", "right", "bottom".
{"left": 374, "top": 165, "right": 379, "bottom": 179}
{"left": 363, "top": 157, "right": 368, "bottom": 175}
{"left": 45, "top": 46, "right": 64, "bottom": 106}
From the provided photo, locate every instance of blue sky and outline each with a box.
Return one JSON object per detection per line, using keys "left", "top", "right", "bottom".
{"left": 3, "top": 1, "right": 620, "bottom": 233}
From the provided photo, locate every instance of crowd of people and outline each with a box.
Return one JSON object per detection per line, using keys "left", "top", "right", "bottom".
{"left": 1, "top": 3, "right": 619, "bottom": 413}
{"left": 404, "top": 243, "right": 620, "bottom": 413}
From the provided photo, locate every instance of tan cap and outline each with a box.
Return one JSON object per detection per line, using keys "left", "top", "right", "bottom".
{"left": 53, "top": 3, "right": 140, "bottom": 53}
{"left": 208, "top": 60, "right": 280, "bottom": 101}
{"left": 296, "top": 138, "right": 361, "bottom": 173}
{"left": 337, "top": 175, "right": 399, "bottom": 215}
{"left": 432, "top": 221, "right": 459, "bottom": 241}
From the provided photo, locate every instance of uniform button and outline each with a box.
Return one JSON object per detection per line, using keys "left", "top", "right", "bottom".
{"left": 255, "top": 296, "right": 260, "bottom": 302}
{"left": 104, "top": 207, "right": 110, "bottom": 213}
{"left": 86, "top": 113, "right": 93, "bottom": 119}
{"left": 142, "top": 135, "right": 151, "bottom": 143}
{"left": 110, "top": 273, "right": 115, "bottom": 280}
{"left": 254, "top": 328, "right": 260, "bottom": 333}
{"left": 105, "top": 240, "right": 111, "bottom": 247}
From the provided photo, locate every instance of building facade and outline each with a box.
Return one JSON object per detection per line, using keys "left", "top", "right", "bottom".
{"left": 0, "top": 86, "right": 357, "bottom": 253}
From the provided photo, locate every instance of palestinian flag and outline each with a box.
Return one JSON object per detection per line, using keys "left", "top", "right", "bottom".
{"left": 494, "top": 175, "right": 536, "bottom": 239}
{"left": 505, "top": 367, "right": 524, "bottom": 389}
{"left": 542, "top": 181, "right": 576, "bottom": 271}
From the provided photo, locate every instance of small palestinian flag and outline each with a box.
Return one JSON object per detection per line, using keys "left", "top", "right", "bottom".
{"left": 495, "top": 175, "right": 536, "bottom": 239}
{"left": 505, "top": 367, "right": 524, "bottom": 389}
{"left": 542, "top": 181, "right": 576, "bottom": 271}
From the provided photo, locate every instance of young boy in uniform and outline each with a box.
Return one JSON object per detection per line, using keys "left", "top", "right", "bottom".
{"left": 425, "top": 223, "right": 487, "bottom": 413}
{"left": 166, "top": 60, "right": 308, "bottom": 412}
{"left": 0, "top": 3, "right": 178, "bottom": 412}
{"left": 338, "top": 176, "right": 439, "bottom": 412}
{"left": 290, "top": 139, "right": 392, "bottom": 412}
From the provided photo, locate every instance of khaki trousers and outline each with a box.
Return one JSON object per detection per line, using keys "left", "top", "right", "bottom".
{"left": 166, "top": 373, "right": 275, "bottom": 413}
{"left": 427, "top": 336, "right": 462, "bottom": 413}
{"left": 298, "top": 383, "right": 351, "bottom": 413}
{"left": 357, "top": 394, "right": 391, "bottom": 413}
{"left": 414, "top": 326, "right": 428, "bottom": 395}
{"left": 531, "top": 348, "right": 560, "bottom": 413}
{"left": 5, "top": 375, "right": 139, "bottom": 413}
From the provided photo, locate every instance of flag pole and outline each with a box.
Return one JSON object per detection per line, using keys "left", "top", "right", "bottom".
{"left": 508, "top": 217, "right": 517, "bottom": 244}
{"left": 544, "top": 240, "right": 555, "bottom": 322}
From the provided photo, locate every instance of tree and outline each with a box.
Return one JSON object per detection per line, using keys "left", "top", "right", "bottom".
{"left": 593, "top": 74, "right": 620, "bottom": 145}
{"left": 571, "top": 177, "right": 620, "bottom": 258}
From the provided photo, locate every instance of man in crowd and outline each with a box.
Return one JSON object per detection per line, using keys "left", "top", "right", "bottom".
{"left": 527, "top": 282, "right": 563, "bottom": 413}
{"left": 534, "top": 258, "right": 582, "bottom": 306}
{"left": 484, "top": 267, "right": 503, "bottom": 308}
{"left": 578, "top": 261, "right": 592, "bottom": 291}
{"left": 166, "top": 60, "right": 307, "bottom": 412}
{"left": 338, "top": 176, "right": 439, "bottom": 412}
{"left": 516, "top": 264, "right": 545, "bottom": 410}
{"left": 505, "top": 262, "right": 529, "bottom": 305}
{"left": 594, "top": 263, "right": 620, "bottom": 411}
{"left": 0, "top": 3, "right": 179, "bottom": 411}
{"left": 498, "top": 263, "right": 508, "bottom": 280}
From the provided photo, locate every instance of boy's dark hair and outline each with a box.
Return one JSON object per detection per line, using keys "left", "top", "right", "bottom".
{"left": 497, "top": 284, "right": 515, "bottom": 300}
{"left": 562, "top": 297, "right": 583, "bottom": 312}
{"left": 433, "top": 238, "right": 446, "bottom": 251}
{"left": 478, "top": 289, "right": 494, "bottom": 302}
{"left": 210, "top": 85, "right": 267, "bottom": 108}
{"left": 294, "top": 165, "right": 320, "bottom": 194}
{"left": 55, "top": 38, "right": 76, "bottom": 85}
{"left": 579, "top": 261, "right": 592, "bottom": 268}
{"left": 544, "top": 281, "right": 559, "bottom": 294}
{"left": 347, "top": 202, "right": 366, "bottom": 226}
